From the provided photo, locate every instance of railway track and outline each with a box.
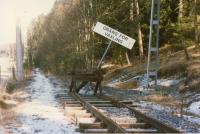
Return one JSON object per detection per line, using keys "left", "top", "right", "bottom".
{"left": 57, "top": 92, "right": 183, "bottom": 133}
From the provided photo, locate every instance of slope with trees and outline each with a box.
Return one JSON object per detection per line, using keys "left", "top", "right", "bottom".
{"left": 26, "top": 0, "right": 200, "bottom": 76}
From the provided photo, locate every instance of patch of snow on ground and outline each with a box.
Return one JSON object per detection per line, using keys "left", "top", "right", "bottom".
{"left": 1, "top": 68, "right": 79, "bottom": 134}
{"left": 140, "top": 101, "right": 166, "bottom": 111}
{"left": 177, "top": 114, "right": 200, "bottom": 126}
{"left": 107, "top": 74, "right": 146, "bottom": 88}
{"left": 148, "top": 79, "right": 179, "bottom": 87}
{"left": 107, "top": 74, "right": 180, "bottom": 89}
{"left": 189, "top": 101, "right": 200, "bottom": 116}
{"left": 107, "top": 79, "right": 119, "bottom": 87}
{"left": 158, "top": 79, "right": 179, "bottom": 87}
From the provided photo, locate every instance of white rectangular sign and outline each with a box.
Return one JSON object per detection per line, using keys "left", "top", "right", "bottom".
{"left": 93, "top": 22, "right": 136, "bottom": 49}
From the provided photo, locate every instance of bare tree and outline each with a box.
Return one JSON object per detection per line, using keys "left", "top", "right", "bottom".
{"left": 194, "top": 0, "right": 198, "bottom": 48}
{"left": 130, "top": 2, "right": 135, "bottom": 59}
{"left": 135, "top": 0, "right": 143, "bottom": 63}
{"left": 179, "top": 0, "right": 183, "bottom": 20}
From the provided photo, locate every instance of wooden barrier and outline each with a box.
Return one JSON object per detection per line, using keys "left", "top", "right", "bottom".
{"left": 67, "top": 69, "right": 106, "bottom": 94}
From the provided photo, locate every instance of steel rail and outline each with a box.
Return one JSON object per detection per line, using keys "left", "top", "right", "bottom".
{"left": 99, "top": 93, "right": 183, "bottom": 133}
{"left": 71, "top": 92, "right": 127, "bottom": 133}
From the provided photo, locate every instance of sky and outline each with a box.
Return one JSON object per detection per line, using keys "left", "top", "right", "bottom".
{"left": 0, "top": 0, "right": 56, "bottom": 46}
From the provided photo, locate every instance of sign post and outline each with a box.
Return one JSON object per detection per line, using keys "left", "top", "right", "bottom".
{"left": 83, "top": 22, "right": 136, "bottom": 96}
{"left": 93, "top": 22, "right": 135, "bottom": 50}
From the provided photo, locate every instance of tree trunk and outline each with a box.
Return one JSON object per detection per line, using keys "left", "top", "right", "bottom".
{"left": 130, "top": 2, "right": 135, "bottom": 60}
{"left": 178, "top": 0, "right": 183, "bottom": 21}
{"left": 135, "top": 0, "right": 143, "bottom": 63}
{"left": 82, "top": 0, "right": 90, "bottom": 69}
{"left": 87, "top": 0, "right": 91, "bottom": 69}
{"left": 194, "top": 0, "right": 198, "bottom": 48}
{"left": 130, "top": 2, "right": 134, "bottom": 21}
{"left": 90, "top": 0, "right": 95, "bottom": 68}
{"left": 182, "top": 38, "right": 189, "bottom": 60}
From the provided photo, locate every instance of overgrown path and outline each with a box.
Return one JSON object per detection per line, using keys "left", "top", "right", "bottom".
{"left": 9, "top": 69, "right": 78, "bottom": 134}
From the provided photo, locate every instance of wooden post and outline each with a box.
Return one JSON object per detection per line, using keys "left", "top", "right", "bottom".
{"left": 73, "top": 80, "right": 76, "bottom": 92}
{"left": 182, "top": 38, "right": 189, "bottom": 60}
{"left": 98, "top": 81, "right": 102, "bottom": 94}
{"left": 181, "top": 98, "right": 183, "bottom": 118}
{"left": 125, "top": 53, "right": 131, "bottom": 65}
{"left": 94, "top": 81, "right": 99, "bottom": 94}
{"left": 75, "top": 81, "right": 88, "bottom": 93}
{"left": 70, "top": 80, "right": 73, "bottom": 92}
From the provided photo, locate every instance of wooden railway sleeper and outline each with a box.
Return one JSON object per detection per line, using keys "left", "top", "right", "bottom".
{"left": 136, "top": 117, "right": 144, "bottom": 123}
{"left": 72, "top": 92, "right": 127, "bottom": 133}
{"left": 99, "top": 93, "right": 183, "bottom": 133}
{"left": 59, "top": 92, "right": 181, "bottom": 133}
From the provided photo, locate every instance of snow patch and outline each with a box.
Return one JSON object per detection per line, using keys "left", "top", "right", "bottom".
{"left": 107, "top": 73, "right": 180, "bottom": 89}
{"left": 2, "top": 69, "right": 80, "bottom": 134}
{"left": 189, "top": 101, "right": 200, "bottom": 116}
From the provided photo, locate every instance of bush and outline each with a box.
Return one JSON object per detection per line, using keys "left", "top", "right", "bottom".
{"left": 171, "top": 40, "right": 194, "bottom": 51}
{"left": 6, "top": 82, "right": 15, "bottom": 94}
{"left": 169, "top": 15, "right": 199, "bottom": 51}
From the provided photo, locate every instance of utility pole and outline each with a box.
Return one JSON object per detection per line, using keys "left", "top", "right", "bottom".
{"left": 16, "top": 3, "right": 23, "bottom": 81}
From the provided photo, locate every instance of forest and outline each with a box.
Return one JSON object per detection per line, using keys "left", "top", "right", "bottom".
{"left": 26, "top": 0, "right": 200, "bottom": 75}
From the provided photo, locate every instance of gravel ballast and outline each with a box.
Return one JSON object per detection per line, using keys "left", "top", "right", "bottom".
{"left": 96, "top": 86, "right": 200, "bottom": 133}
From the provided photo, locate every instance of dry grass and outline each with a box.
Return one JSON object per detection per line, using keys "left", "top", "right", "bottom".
{"left": 0, "top": 107, "right": 22, "bottom": 133}
{"left": 103, "top": 62, "right": 146, "bottom": 85}
{"left": 0, "top": 109, "right": 16, "bottom": 124}
{"left": 188, "top": 79, "right": 200, "bottom": 92}
{"left": 0, "top": 69, "right": 33, "bottom": 131}
{"left": 142, "top": 95, "right": 179, "bottom": 107}
{"left": 0, "top": 100, "right": 9, "bottom": 109}
{"left": 102, "top": 45, "right": 185, "bottom": 85}
{"left": 156, "top": 45, "right": 200, "bottom": 80}
{"left": 24, "top": 69, "right": 32, "bottom": 79}
{"left": 112, "top": 94, "right": 124, "bottom": 100}
{"left": 157, "top": 61, "right": 188, "bottom": 78}
{"left": 102, "top": 45, "right": 200, "bottom": 94}
{"left": 6, "top": 82, "right": 15, "bottom": 94}
{"left": 0, "top": 93, "right": 11, "bottom": 101}
{"left": 179, "top": 85, "right": 187, "bottom": 94}
{"left": 4, "top": 130, "right": 14, "bottom": 134}
{"left": 115, "top": 81, "right": 138, "bottom": 89}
